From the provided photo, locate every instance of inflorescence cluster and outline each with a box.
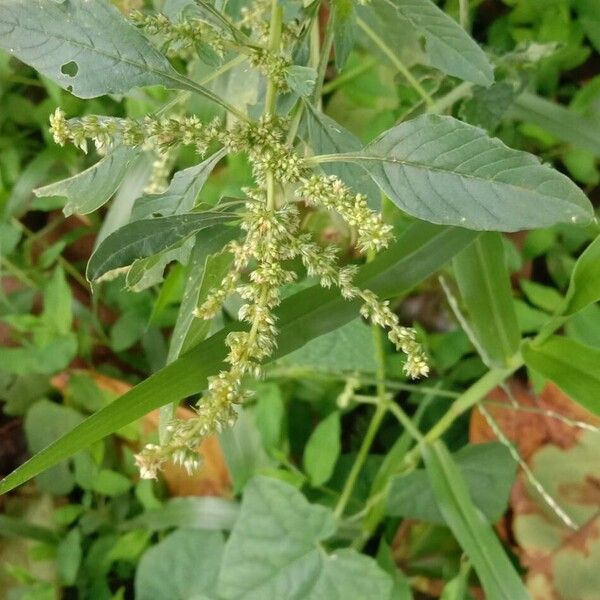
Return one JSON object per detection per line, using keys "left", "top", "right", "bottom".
{"left": 49, "top": 7, "right": 428, "bottom": 480}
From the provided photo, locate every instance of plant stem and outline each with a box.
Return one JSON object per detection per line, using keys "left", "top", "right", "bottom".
{"left": 459, "top": 0, "right": 470, "bottom": 31}
{"left": 334, "top": 299, "right": 390, "bottom": 520}
{"left": 426, "top": 81, "right": 473, "bottom": 114}
{"left": 356, "top": 17, "right": 434, "bottom": 108}
{"left": 312, "top": 15, "right": 335, "bottom": 106}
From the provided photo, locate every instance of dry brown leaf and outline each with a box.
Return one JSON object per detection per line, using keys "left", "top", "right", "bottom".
{"left": 469, "top": 380, "right": 600, "bottom": 460}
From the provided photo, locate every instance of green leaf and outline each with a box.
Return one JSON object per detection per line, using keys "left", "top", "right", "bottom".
{"left": 43, "top": 266, "right": 73, "bottom": 336}
{"left": 453, "top": 233, "right": 520, "bottom": 366}
{"left": 254, "top": 383, "right": 285, "bottom": 454}
{"left": 135, "top": 529, "right": 224, "bottom": 600}
{"left": 168, "top": 228, "right": 238, "bottom": 362}
{"left": 387, "top": 442, "right": 517, "bottom": 524}
{"left": 521, "top": 280, "right": 564, "bottom": 314}
{"left": 376, "top": 0, "right": 493, "bottom": 86}
{"left": 24, "top": 400, "right": 83, "bottom": 496}
{"left": 510, "top": 92, "right": 600, "bottom": 158}
{"left": 0, "top": 336, "right": 77, "bottom": 376}
{"left": 86, "top": 213, "right": 235, "bottom": 282}
{"left": 279, "top": 318, "right": 377, "bottom": 373}
{"left": 305, "top": 103, "right": 380, "bottom": 205}
{"left": 0, "top": 223, "right": 476, "bottom": 495}
{"left": 303, "top": 411, "right": 341, "bottom": 486}
{"left": 218, "top": 476, "right": 392, "bottom": 599}
{"left": 285, "top": 65, "right": 317, "bottom": 97}
{"left": 56, "top": 528, "right": 82, "bottom": 586}
{"left": 523, "top": 336, "right": 600, "bottom": 416}
{"left": 220, "top": 409, "right": 273, "bottom": 494}
{"left": 0, "top": 0, "right": 224, "bottom": 105}
{"left": 131, "top": 150, "right": 226, "bottom": 220}
{"left": 34, "top": 147, "right": 140, "bottom": 217}
{"left": 422, "top": 441, "right": 530, "bottom": 600}
{"left": 564, "top": 234, "right": 600, "bottom": 315}
{"left": 323, "top": 114, "right": 593, "bottom": 231}
{"left": 92, "top": 469, "right": 131, "bottom": 496}
{"left": 125, "top": 497, "right": 239, "bottom": 532}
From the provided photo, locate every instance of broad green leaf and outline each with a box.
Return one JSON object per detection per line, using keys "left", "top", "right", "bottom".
{"left": 564, "top": 234, "right": 600, "bottom": 315}
{"left": 0, "top": 223, "right": 476, "bottom": 495}
{"left": 24, "top": 399, "right": 84, "bottom": 496}
{"left": 305, "top": 103, "right": 381, "bottom": 205}
{"left": 574, "top": 0, "right": 600, "bottom": 54}
{"left": 0, "top": 514, "right": 59, "bottom": 544}
{"left": 376, "top": 0, "right": 493, "bottom": 86}
{"left": 125, "top": 497, "right": 239, "bottom": 532}
{"left": 92, "top": 469, "right": 131, "bottom": 496}
{"left": 86, "top": 213, "right": 235, "bottom": 282}
{"left": 523, "top": 336, "right": 600, "bottom": 416}
{"left": 422, "top": 441, "right": 530, "bottom": 600}
{"left": 387, "top": 442, "right": 517, "bottom": 524}
{"left": 34, "top": 147, "right": 140, "bottom": 217}
{"left": 320, "top": 114, "right": 593, "bottom": 231}
{"left": 454, "top": 233, "right": 520, "bottom": 367}
{"left": 303, "top": 411, "right": 341, "bottom": 487}
{"left": 135, "top": 529, "right": 224, "bottom": 600}
{"left": 510, "top": 92, "right": 600, "bottom": 158}
{"left": 278, "top": 318, "right": 377, "bottom": 373}
{"left": 218, "top": 477, "right": 392, "bottom": 599}
{"left": 0, "top": 0, "right": 240, "bottom": 113}
{"left": 131, "top": 150, "right": 227, "bottom": 220}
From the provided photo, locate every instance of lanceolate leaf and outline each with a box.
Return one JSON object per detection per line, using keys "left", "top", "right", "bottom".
{"left": 86, "top": 214, "right": 236, "bottom": 282}
{"left": 453, "top": 233, "right": 520, "bottom": 367}
{"left": 564, "top": 234, "right": 600, "bottom": 315}
{"left": 377, "top": 0, "right": 494, "bottom": 86}
{"left": 0, "top": 223, "right": 477, "bottom": 495}
{"left": 316, "top": 115, "right": 593, "bottom": 231}
{"left": 131, "top": 150, "right": 227, "bottom": 220}
{"left": 0, "top": 0, "right": 238, "bottom": 113}
{"left": 523, "top": 337, "right": 600, "bottom": 416}
{"left": 422, "top": 441, "right": 530, "bottom": 600}
{"left": 34, "top": 146, "right": 141, "bottom": 217}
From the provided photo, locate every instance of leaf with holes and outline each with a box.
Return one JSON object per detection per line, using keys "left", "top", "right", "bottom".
{"left": 316, "top": 115, "right": 593, "bottom": 231}
{"left": 0, "top": 0, "right": 236, "bottom": 111}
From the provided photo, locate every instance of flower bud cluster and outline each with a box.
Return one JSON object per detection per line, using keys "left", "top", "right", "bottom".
{"left": 249, "top": 48, "right": 290, "bottom": 92}
{"left": 239, "top": 0, "right": 302, "bottom": 44}
{"left": 49, "top": 108, "right": 223, "bottom": 156}
{"left": 226, "top": 115, "right": 307, "bottom": 184}
{"left": 130, "top": 11, "right": 225, "bottom": 56}
{"left": 298, "top": 175, "right": 394, "bottom": 254}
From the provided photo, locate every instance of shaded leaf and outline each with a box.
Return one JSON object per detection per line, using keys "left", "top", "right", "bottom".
{"left": 564, "top": 234, "right": 600, "bottom": 315}
{"left": 303, "top": 411, "right": 341, "bottom": 487}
